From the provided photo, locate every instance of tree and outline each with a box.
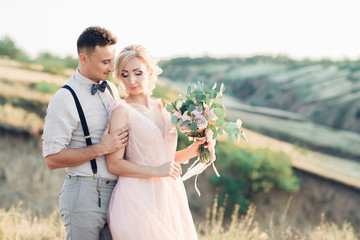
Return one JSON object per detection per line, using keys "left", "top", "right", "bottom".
{"left": 0, "top": 36, "right": 22, "bottom": 59}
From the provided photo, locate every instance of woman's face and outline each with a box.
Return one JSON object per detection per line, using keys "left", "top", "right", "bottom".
{"left": 120, "top": 57, "right": 151, "bottom": 96}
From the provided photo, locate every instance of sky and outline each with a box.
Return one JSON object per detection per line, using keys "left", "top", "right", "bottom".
{"left": 1, "top": 0, "right": 360, "bottom": 60}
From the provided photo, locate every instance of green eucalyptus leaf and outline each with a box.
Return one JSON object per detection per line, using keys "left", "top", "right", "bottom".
{"left": 213, "top": 131, "right": 218, "bottom": 139}
{"left": 213, "top": 108, "right": 224, "bottom": 118}
{"left": 235, "top": 133, "right": 240, "bottom": 141}
{"left": 190, "top": 122, "right": 198, "bottom": 132}
{"left": 193, "top": 90, "right": 203, "bottom": 99}
{"left": 188, "top": 104, "right": 196, "bottom": 112}
{"left": 201, "top": 93, "right": 207, "bottom": 101}
{"left": 186, "top": 95, "right": 195, "bottom": 103}
{"left": 166, "top": 104, "right": 173, "bottom": 112}
{"left": 206, "top": 95, "right": 210, "bottom": 105}
{"left": 209, "top": 89, "right": 216, "bottom": 99}
{"left": 181, "top": 120, "right": 191, "bottom": 126}
{"left": 216, "top": 118, "right": 224, "bottom": 126}
{"left": 227, "top": 134, "right": 235, "bottom": 142}
{"left": 185, "top": 99, "right": 194, "bottom": 107}
{"left": 225, "top": 122, "right": 237, "bottom": 132}
{"left": 172, "top": 101, "right": 178, "bottom": 111}
{"left": 179, "top": 104, "right": 187, "bottom": 115}
{"left": 171, "top": 115, "right": 178, "bottom": 124}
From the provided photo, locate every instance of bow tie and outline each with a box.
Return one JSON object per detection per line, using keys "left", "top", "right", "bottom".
{"left": 91, "top": 81, "right": 107, "bottom": 95}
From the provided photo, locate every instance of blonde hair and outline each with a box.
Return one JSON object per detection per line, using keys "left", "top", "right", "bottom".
{"left": 114, "top": 45, "right": 163, "bottom": 94}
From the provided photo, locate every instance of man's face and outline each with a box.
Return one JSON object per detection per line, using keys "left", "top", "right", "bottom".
{"left": 83, "top": 45, "right": 115, "bottom": 82}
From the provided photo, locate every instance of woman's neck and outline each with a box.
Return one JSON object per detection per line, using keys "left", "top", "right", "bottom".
{"left": 126, "top": 94, "right": 152, "bottom": 109}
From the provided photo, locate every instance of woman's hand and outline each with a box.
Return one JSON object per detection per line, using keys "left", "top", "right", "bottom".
{"left": 187, "top": 139, "right": 208, "bottom": 159}
{"left": 155, "top": 161, "right": 182, "bottom": 180}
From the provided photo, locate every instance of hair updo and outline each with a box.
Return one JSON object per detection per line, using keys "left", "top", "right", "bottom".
{"left": 114, "top": 45, "right": 163, "bottom": 94}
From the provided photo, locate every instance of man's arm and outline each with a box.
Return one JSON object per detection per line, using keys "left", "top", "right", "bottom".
{"left": 46, "top": 125, "right": 128, "bottom": 170}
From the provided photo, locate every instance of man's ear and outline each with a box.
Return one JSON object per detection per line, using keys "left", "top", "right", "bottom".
{"left": 79, "top": 53, "right": 88, "bottom": 64}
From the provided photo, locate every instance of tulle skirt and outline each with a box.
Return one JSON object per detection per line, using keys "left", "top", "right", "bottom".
{"left": 108, "top": 176, "right": 198, "bottom": 240}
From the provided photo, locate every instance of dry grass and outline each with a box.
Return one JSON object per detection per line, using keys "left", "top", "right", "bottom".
{"left": 0, "top": 198, "right": 358, "bottom": 240}
{"left": 0, "top": 103, "right": 44, "bottom": 136}
{"left": 0, "top": 59, "right": 67, "bottom": 84}
{"left": 0, "top": 80, "right": 53, "bottom": 103}
{"left": 0, "top": 203, "right": 65, "bottom": 240}
{"left": 197, "top": 196, "right": 359, "bottom": 240}
{"left": 0, "top": 132, "right": 66, "bottom": 215}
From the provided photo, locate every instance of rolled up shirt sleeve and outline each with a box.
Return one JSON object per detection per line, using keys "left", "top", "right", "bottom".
{"left": 42, "top": 90, "right": 78, "bottom": 158}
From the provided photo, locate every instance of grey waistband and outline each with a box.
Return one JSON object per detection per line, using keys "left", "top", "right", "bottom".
{"left": 66, "top": 175, "right": 117, "bottom": 183}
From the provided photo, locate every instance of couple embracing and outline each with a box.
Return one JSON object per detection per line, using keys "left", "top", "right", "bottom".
{"left": 42, "top": 26, "right": 206, "bottom": 240}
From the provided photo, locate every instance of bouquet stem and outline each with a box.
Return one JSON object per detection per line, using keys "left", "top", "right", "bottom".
{"left": 199, "top": 144, "right": 211, "bottom": 163}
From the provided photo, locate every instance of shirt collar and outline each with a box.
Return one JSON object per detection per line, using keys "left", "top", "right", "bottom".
{"left": 74, "top": 68, "right": 98, "bottom": 90}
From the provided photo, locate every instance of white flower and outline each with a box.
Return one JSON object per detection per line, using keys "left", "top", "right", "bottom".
{"left": 194, "top": 114, "right": 208, "bottom": 130}
{"left": 205, "top": 109, "right": 218, "bottom": 121}
{"left": 182, "top": 111, "right": 192, "bottom": 122}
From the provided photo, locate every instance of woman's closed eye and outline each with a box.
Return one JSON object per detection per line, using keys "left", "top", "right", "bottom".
{"left": 135, "top": 70, "right": 143, "bottom": 76}
{"left": 121, "top": 72, "right": 129, "bottom": 78}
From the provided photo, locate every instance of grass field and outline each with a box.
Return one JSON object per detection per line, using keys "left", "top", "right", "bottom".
{"left": 0, "top": 199, "right": 358, "bottom": 240}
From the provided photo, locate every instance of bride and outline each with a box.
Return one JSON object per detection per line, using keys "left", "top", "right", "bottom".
{"left": 106, "top": 45, "right": 205, "bottom": 240}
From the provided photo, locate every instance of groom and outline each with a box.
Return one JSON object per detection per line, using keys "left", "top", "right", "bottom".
{"left": 42, "top": 26, "right": 127, "bottom": 240}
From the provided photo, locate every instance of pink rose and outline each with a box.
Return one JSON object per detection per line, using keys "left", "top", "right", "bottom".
{"left": 174, "top": 111, "right": 182, "bottom": 119}
{"left": 194, "top": 114, "right": 208, "bottom": 130}
{"left": 192, "top": 106, "right": 202, "bottom": 116}
{"left": 205, "top": 109, "right": 218, "bottom": 121}
{"left": 177, "top": 119, "right": 191, "bottom": 133}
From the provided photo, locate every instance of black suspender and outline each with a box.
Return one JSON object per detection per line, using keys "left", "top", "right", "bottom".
{"left": 62, "top": 85, "right": 99, "bottom": 178}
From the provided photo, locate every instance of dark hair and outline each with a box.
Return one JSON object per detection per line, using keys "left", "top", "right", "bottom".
{"left": 77, "top": 26, "right": 117, "bottom": 56}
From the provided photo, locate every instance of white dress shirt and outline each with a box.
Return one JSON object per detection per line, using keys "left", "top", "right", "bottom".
{"left": 42, "top": 69, "right": 120, "bottom": 180}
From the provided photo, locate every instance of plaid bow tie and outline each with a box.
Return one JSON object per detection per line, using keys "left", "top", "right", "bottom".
{"left": 91, "top": 81, "right": 107, "bottom": 95}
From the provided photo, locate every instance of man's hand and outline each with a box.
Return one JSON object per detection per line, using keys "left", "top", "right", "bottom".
{"left": 100, "top": 125, "right": 128, "bottom": 155}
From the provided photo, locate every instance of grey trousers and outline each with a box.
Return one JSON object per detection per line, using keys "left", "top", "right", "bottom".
{"left": 59, "top": 175, "right": 117, "bottom": 240}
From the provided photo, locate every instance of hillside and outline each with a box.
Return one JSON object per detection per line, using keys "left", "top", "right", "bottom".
{"left": 1, "top": 58, "right": 360, "bottom": 234}
{"left": 159, "top": 56, "right": 360, "bottom": 134}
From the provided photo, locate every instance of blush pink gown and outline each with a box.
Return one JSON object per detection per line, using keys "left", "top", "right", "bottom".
{"left": 107, "top": 100, "right": 198, "bottom": 240}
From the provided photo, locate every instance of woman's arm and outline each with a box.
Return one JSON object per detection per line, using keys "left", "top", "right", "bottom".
{"left": 174, "top": 139, "right": 207, "bottom": 164}
{"left": 106, "top": 107, "right": 181, "bottom": 180}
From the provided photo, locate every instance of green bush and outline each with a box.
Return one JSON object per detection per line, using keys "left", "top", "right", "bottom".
{"left": 210, "top": 141, "right": 300, "bottom": 215}
{"left": 35, "top": 52, "right": 66, "bottom": 75}
{"left": 31, "top": 81, "right": 59, "bottom": 94}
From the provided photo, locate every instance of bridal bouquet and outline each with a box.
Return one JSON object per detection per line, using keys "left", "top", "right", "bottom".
{"left": 163, "top": 82, "right": 247, "bottom": 195}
